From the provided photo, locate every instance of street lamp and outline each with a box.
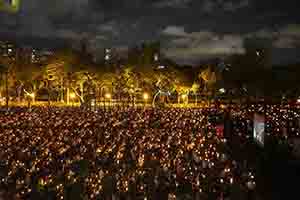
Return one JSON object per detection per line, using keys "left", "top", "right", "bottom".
{"left": 70, "top": 93, "right": 75, "bottom": 106}
{"left": 105, "top": 93, "right": 111, "bottom": 99}
{"left": 29, "top": 93, "right": 35, "bottom": 99}
{"left": 70, "top": 93, "right": 75, "bottom": 99}
{"left": 143, "top": 93, "right": 149, "bottom": 107}
{"left": 105, "top": 93, "right": 111, "bottom": 108}
{"left": 181, "top": 94, "right": 188, "bottom": 106}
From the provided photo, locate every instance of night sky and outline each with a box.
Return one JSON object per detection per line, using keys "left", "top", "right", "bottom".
{"left": 1, "top": 0, "right": 300, "bottom": 65}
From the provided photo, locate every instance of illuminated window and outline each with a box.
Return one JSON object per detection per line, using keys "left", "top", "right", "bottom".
{"left": 154, "top": 53, "right": 158, "bottom": 61}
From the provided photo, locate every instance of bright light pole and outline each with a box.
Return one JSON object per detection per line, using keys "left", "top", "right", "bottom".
{"left": 70, "top": 93, "right": 75, "bottom": 107}
{"left": 143, "top": 93, "right": 149, "bottom": 107}
{"left": 29, "top": 93, "right": 35, "bottom": 99}
{"left": 105, "top": 93, "right": 111, "bottom": 108}
{"left": 181, "top": 94, "right": 187, "bottom": 105}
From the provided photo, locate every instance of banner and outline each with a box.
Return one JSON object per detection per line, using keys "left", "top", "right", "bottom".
{"left": 253, "top": 113, "right": 265, "bottom": 146}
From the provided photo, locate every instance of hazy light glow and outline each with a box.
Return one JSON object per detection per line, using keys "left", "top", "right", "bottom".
{"left": 105, "top": 93, "right": 111, "bottom": 99}
{"left": 70, "top": 93, "right": 76, "bottom": 99}
{"left": 143, "top": 93, "right": 149, "bottom": 100}
{"left": 181, "top": 94, "right": 187, "bottom": 99}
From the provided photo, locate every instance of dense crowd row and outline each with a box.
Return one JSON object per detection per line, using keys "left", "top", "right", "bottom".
{"left": 1, "top": 105, "right": 289, "bottom": 200}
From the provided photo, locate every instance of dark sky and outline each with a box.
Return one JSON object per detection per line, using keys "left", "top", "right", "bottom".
{"left": 1, "top": 0, "right": 300, "bottom": 65}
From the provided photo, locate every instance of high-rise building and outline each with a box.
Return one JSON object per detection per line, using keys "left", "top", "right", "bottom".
{"left": 104, "top": 48, "right": 112, "bottom": 61}
{"left": 16, "top": 47, "right": 34, "bottom": 64}
{"left": 141, "top": 41, "right": 161, "bottom": 64}
{"left": 127, "top": 41, "right": 161, "bottom": 66}
{"left": 0, "top": 41, "right": 16, "bottom": 58}
{"left": 103, "top": 48, "right": 120, "bottom": 66}
{"left": 16, "top": 46, "right": 52, "bottom": 64}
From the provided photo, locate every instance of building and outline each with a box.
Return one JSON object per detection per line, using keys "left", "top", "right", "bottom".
{"left": 16, "top": 46, "right": 33, "bottom": 64}
{"left": 0, "top": 39, "right": 53, "bottom": 64}
{"left": 0, "top": 41, "right": 16, "bottom": 58}
{"left": 104, "top": 48, "right": 112, "bottom": 62}
{"left": 141, "top": 41, "right": 161, "bottom": 64}
{"left": 16, "top": 46, "right": 52, "bottom": 64}
{"left": 127, "top": 41, "right": 161, "bottom": 66}
{"left": 102, "top": 47, "right": 120, "bottom": 66}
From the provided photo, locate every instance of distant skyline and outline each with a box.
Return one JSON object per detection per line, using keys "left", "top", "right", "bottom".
{"left": 1, "top": 0, "right": 300, "bottom": 65}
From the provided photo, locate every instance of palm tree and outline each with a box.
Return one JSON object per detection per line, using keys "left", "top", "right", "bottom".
{"left": 198, "top": 66, "right": 218, "bottom": 105}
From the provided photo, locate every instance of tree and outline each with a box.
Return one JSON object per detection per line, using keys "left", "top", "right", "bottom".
{"left": 15, "top": 63, "right": 44, "bottom": 102}
{"left": 198, "top": 66, "right": 218, "bottom": 101}
{"left": 114, "top": 67, "right": 142, "bottom": 106}
{"left": 44, "top": 60, "right": 67, "bottom": 103}
{"left": 44, "top": 48, "right": 91, "bottom": 104}
{"left": 69, "top": 71, "right": 91, "bottom": 104}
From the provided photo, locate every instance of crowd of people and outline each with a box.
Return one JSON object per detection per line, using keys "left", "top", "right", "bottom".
{"left": 1, "top": 104, "right": 297, "bottom": 200}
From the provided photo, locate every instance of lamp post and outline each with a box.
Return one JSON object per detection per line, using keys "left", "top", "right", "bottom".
{"left": 143, "top": 93, "right": 149, "bottom": 107}
{"left": 70, "top": 93, "right": 75, "bottom": 107}
{"left": 181, "top": 94, "right": 187, "bottom": 106}
{"left": 105, "top": 93, "right": 111, "bottom": 109}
